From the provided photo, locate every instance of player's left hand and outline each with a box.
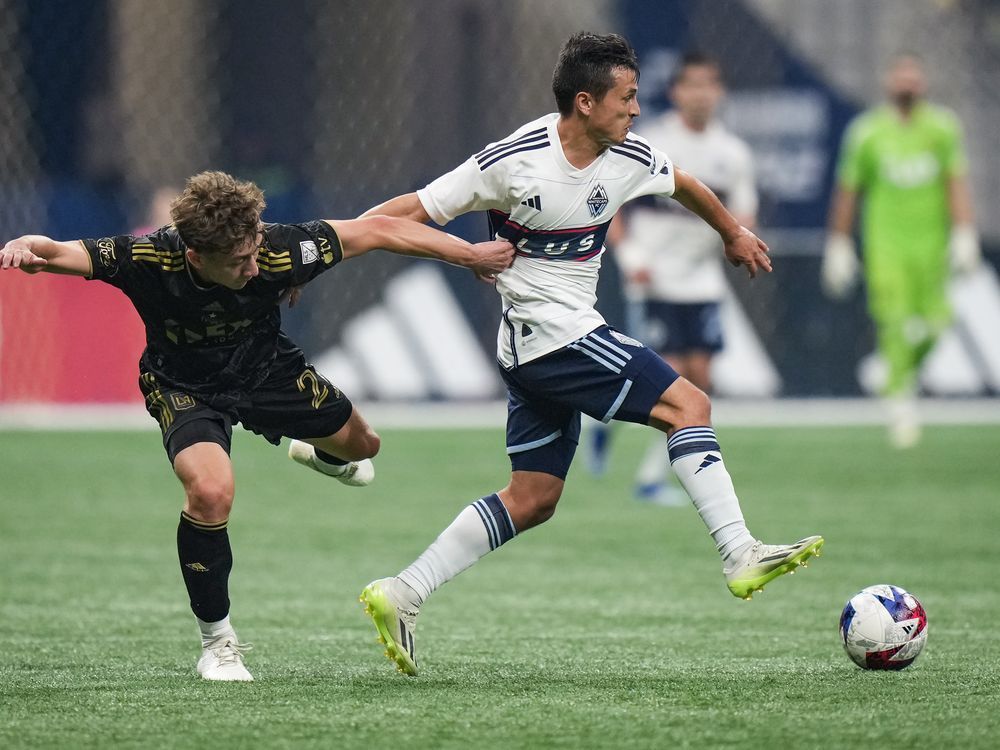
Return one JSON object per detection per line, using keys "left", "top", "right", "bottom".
{"left": 469, "top": 239, "right": 515, "bottom": 280}
{"left": 724, "top": 227, "right": 772, "bottom": 279}
{"left": 950, "top": 225, "right": 981, "bottom": 275}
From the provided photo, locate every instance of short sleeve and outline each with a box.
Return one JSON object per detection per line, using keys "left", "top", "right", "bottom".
{"left": 263, "top": 221, "right": 344, "bottom": 286}
{"left": 940, "top": 110, "right": 968, "bottom": 178}
{"left": 417, "top": 156, "right": 510, "bottom": 225}
{"left": 623, "top": 145, "right": 676, "bottom": 203}
{"left": 836, "top": 116, "right": 869, "bottom": 190}
{"left": 80, "top": 235, "right": 138, "bottom": 289}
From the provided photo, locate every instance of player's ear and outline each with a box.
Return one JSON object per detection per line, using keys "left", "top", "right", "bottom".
{"left": 185, "top": 247, "right": 204, "bottom": 269}
{"left": 575, "top": 91, "right": 594, "bottom": 117}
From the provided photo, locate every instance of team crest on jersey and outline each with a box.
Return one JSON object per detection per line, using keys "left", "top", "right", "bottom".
{"left": 300, "top": 240, "right": 318, "bottom": 264}
{"left": 610, "top": 330, "right": 642, "bottom": 347}
{"left": 586, "top": 184, "right": 609, "bottom": 218}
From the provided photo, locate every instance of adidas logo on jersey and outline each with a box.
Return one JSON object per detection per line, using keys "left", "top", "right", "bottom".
{"left": 520, "top": 195, "right": 542, "bottom": 211}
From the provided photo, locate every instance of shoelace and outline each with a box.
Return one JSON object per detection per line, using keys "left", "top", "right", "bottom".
{"left": 208, "top": 639, "right": 253, "bottom": 666}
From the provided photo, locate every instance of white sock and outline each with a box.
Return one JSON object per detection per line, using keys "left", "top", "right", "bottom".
{"left": 397, "top": 493, "right": 516, "bottom": 607}
{"left": 635, "top": 432, "right": 671, "bottom": 487}
{"left": 667, "top": 426, "right": 754, "bottom": 559}
{"left": 311, "top": 449, "right": 349, "bottom": 476}
{"left": 196, "top": 614, "right": 234, "bottom": 648}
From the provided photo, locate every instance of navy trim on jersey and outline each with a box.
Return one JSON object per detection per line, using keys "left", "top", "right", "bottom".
{"left": 475, "top": 127, "right": 546, "bottom": 162}
{"left": 478, "top": 140, "right": 550, "bottom": 171}
{"left": 488, "top": 210, "right": 609, "bottom": 262}
{"left": 624, "top": 135, "right": 652, "bottom": 154}
{"left": 609, "top": 146, "right": 652, "bottom": 168}
{"left": 502, "top": 306, "right": 519, "bottom": 368}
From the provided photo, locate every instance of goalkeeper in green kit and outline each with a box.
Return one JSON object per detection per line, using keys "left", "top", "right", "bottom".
{"left": 822, "top": 53, "right": 981, "bottom": 448}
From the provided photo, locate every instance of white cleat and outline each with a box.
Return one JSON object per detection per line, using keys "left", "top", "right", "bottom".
{"left": 359, "top": 577, "right": 419, "bottom": 676}
{"left": 887, "top": 395, "right": 921, "bottom": 449}
{"left": 197, "top": 636, "right": 253, "bottom": 682}
{"left": 723, "top": 536, "right": 824, "bottom": 600}
{"left": 288, "top": 439, "right": 375, "bottom": 486}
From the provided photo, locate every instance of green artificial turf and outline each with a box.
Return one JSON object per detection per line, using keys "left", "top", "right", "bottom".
{"left": 1, "top": 425, "right": 997, "bottom": 748}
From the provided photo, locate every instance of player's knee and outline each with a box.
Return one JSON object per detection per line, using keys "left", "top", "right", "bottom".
{"left": 363, "top": 430, "right": 381, "bottom": 459}
{"left": 342, "top": 429, "right": 380, "bottom": 460}
{"left": 674, "top": 382, "right": 712, "bottom": 426}
{"left": 506, "top": 482, "right": 563, "bottom": 529}
{"left": 528, "top": 497, "right": 559, "bottom": 526}
{"left": 184, "top": 476, "right": 234, "bottom": 521}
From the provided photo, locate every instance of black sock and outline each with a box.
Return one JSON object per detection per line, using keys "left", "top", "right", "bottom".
{"left": 177, "top": 511, "right": 233, "bottom": 623}
{"left": 315, "top": 448, "right": 348, "bottom": 466}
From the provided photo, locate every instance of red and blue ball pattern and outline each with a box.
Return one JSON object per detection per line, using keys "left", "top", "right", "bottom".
{"left": 840, "top": 584, "right": 928, "bottom": 670}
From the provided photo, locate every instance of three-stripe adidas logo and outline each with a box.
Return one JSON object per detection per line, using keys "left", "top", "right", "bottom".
{"left": 695, "top": 454, "right": 721, "bottom": 474}
{"left": 520, "top": 195, "right": 542, "bottom": 211}
{"left": 398, "top": 618, "right": 416, "bottom": 663}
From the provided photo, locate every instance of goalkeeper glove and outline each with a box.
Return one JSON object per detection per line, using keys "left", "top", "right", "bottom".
{"left": 950, "top": 224, "right": 981, "bottom": 275}
{"left": 821, "top": 233, "right": 859, "bottom": 299}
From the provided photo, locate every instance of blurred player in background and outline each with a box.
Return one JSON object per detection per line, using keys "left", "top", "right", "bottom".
{"left": 356, "top": 32, "right": 822, "bottom": 677}
{"left": 0, "top": 171, "right": 513, "bottom": 682}
{"left": 590, "top": 52, "right": 758, "bottom": 505}
{"left": 823, "top": 53, "right": 980, "bottom": 448}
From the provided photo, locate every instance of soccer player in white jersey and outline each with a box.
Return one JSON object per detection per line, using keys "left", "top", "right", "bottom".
{"left": 357, "top": 32, "right": 822, "bottom": 676}
{"left": 592, "top": 52, "right": 759, "bottom": 505}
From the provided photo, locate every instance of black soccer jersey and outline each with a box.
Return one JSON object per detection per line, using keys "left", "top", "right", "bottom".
{"left": 81, "top": 221, "right": 342, "bottom": 395}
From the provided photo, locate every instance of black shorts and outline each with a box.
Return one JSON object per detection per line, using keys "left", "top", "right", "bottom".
{"left": 139, "top": 344, "right": 353, "bottom": 464}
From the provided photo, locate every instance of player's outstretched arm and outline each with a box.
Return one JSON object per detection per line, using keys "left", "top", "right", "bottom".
{"left": 359, "top": 192, "right": 432, "bottom": 223}
{"left": 671, "top": 169, "right": 772, "bottom": 279}
{"left": 326, "top": 216, "right": 513, "bottom": 276}
{"left": 1, "top": 235, "right": 91, "bottom": 276}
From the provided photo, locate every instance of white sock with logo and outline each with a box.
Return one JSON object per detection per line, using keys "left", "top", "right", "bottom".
{"left": 667, "top": 426, "right": 754, "bottom": 560}
{"left": 397, "top": 493, "right": 516, "bottom": 608}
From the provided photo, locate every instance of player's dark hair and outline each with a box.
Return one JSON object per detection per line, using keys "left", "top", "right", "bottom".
{"left": 670, "top": 51, "right": 722, "bottom": 87}
{"left": 171, "top": 171, "right": 266, "bottom": 255}
{"left": 552, "top": 32, "right": 639, "bottom": 116}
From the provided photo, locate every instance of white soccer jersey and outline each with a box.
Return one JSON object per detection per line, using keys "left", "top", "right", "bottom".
{"left": 616, "top": 112, "right": 757, "bottom": 302}
{"left": 417, "top": 113, "right": 675, "bottom": 368}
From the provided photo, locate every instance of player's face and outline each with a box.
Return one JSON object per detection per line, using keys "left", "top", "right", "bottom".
{"left": 589, "top": 67, "right": 640, "bottom": 146}
{"left": 670, "top": 64, "right": 723, "bottom": 127}
{"left": 188, "top": 229, "right": 262, "bottom": 289}
{"left": 885, "top": 57, "right": 926, "bottom": 107}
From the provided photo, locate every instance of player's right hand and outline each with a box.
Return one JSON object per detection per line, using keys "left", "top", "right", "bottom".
{"left": 0, "top": 240, "right": 48, "bottom": 274}
{"left": 627, "top": 268, "right": 652, "bottom": 287}
{"left": 821, "top": 233, "right": 859, "bottom": 298}
{"left": 469, "top": 239, "right": 515, "bottom": 282}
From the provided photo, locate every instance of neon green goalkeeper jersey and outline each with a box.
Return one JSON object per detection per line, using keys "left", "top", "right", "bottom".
{"left": 836, "top": 101, "right": 966, "bottom": 259}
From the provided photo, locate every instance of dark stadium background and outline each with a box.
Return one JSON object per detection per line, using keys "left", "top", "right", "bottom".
{"left": 1, "top": 0, "right": 998, "bottom": 402}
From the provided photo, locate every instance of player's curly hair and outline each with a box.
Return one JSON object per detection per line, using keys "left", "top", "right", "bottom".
{"left": 171, "top": 171, "right": 266, "bottom": 255}
{"left": 552, "top": 32, "right": 639, "bottom": 116}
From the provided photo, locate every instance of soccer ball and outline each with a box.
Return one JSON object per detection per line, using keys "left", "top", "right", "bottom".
{"left": 839, "top": 584, "right": 928, "bottom": 670}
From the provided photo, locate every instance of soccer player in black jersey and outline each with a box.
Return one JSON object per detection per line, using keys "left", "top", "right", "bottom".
{"left": 0, "top": 170, "right": 514, "bottom": 681}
